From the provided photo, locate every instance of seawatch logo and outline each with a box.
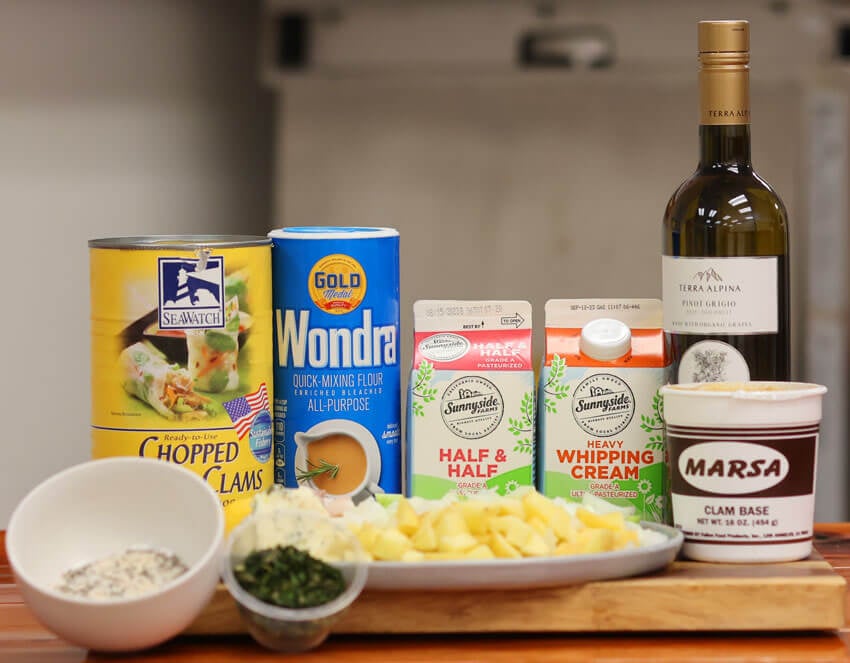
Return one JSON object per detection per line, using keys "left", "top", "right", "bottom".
{"left": 158, "top": 256, "right": 225, "bottom": 330}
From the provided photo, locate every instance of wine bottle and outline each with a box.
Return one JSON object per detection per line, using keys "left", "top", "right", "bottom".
{"left": 662, "top": 20, "right": 790, "bottom": 383}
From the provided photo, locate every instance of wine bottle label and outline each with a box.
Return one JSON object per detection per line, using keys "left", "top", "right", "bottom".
{"left": 662, "top": 256, "right": 778, "bottom": 334}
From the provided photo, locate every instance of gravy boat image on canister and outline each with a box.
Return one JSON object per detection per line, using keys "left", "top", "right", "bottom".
{"left": 293, "top": 419, "right": 383, "bottom": 503}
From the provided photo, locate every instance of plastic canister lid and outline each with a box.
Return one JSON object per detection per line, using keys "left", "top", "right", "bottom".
{"left": 580, "top": 318, "right": 631, "bottom": 361}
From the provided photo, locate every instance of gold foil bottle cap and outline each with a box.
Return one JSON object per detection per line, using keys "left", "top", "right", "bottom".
{"left": 698, "top": 20, "right": 749, "bottom": 65}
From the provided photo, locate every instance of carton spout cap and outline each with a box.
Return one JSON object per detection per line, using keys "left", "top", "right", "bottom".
{"left": 580, "top": 318, "right": 631, "bottom": 361}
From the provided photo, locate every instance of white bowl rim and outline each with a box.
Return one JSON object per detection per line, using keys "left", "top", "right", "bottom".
{"left": 221, "top": 508, "right": 368, "bottom": 622}
{"left": 7, "top": 456, "right": 225, "bottom": 606}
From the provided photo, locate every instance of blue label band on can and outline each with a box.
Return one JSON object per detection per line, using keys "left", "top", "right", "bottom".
{"left": 270, "top": 227, "right": 401, "bottom": 500}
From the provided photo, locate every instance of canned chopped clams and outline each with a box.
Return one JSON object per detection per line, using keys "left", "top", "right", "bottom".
{"left": 90, "top": 236, "right": 274, "bottom": 530}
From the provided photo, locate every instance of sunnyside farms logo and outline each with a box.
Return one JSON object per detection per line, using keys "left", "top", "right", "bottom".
{"left": 441, "top": 376, "right": 504, "bottom": 440}
{"left": 572, "top": 374, "right": 634, "bottom": 437}
{"left": 308, "top": 253, "right": 367, "bottom": 315}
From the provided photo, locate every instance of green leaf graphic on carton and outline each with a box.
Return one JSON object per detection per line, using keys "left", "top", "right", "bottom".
{"left": 640, "top": 388, "right": 665, "bottom": 451}
{"left": 543, "top": 354, "right": 571, "bottom": 414}
{"left": 411, "top": 359, "right": 438, "bottom": 417}
{"left": 509, "top": 391, "right": 535, "bottom": 455}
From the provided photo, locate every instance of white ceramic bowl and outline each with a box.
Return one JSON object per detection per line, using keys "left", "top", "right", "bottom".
{"left": 6, "top": 457, "right": 225, "bottom": 652}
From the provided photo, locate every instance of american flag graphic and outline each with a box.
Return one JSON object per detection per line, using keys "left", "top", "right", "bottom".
{"left": 223, "top": 383, "right": 270, "bottom": 439}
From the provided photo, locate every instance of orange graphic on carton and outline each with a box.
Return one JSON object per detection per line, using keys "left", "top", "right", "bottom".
{"left": 308, "top": 254, "right": 367, "bottom": 314}
{"left": 544, "top": 328, "right": 668, "bottom": 368}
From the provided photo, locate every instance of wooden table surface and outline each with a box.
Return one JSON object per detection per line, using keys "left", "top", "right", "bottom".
{"left": 3, "top": 527, "right": 850, "bottom": 663}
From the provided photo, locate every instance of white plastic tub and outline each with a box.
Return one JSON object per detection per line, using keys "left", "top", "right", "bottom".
{"left": 661, "top": 382, "right": 827, "bottom": 563}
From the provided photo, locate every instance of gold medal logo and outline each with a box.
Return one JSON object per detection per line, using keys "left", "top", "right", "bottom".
{"left": 308, "top": 254, "right": 367, "bottom": 314}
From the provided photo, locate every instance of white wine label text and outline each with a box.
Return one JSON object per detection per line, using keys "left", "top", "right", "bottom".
{"left": 662, "top": 256, "right": 778, "bottom": 334}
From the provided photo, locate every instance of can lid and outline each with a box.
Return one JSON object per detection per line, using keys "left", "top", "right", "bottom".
{"left": 268, "top": 227, "right": 399, "bottom": 240}
{"left": 89, "top": 236, "right": 271, "bottom": 249}
{"left": 580, "top": 318, "right": 632, "bottom": 361}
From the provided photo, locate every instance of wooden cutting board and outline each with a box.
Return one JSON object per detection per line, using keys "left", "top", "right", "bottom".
{"left": 186, "top": 555, "right": 847, "bottom": 634}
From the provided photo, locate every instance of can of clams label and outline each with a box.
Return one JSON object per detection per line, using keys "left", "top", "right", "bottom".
{"left": 90, "top": 236, "right": 273, "bottom": 531}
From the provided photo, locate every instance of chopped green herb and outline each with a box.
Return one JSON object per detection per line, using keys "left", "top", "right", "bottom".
{"left": 234, "top": 545, "right": 345, "bottom": 609}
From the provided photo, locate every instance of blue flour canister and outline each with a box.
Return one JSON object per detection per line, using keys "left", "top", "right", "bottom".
{"left": 270, "top": 227, "right": 401, "bottom": 500}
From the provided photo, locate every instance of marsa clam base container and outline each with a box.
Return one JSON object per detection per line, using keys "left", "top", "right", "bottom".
{"left": 661, "top": 381, "right": 827, "bottom": 563}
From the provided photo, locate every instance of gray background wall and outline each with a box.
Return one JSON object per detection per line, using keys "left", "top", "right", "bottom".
{"left": 0, "top": 0, "right": 273, "bottom": 525}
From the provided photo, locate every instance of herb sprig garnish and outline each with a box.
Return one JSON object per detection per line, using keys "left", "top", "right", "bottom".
{"left": 296, "top": 458, "right": 341, "bottom": 483}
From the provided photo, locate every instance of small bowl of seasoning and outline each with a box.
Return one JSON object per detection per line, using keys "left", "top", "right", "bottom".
{"left": 6, "top": 457, "right": 224, "bottom": 652}
{"left": 221, "top": 509, "right": 368, "bottom": 652}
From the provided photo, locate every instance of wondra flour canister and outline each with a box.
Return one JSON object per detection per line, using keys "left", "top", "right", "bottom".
{"left": 270, "top": 227, "right": 401, "bottom": 501}
{"left": 90, "top": 236, "right": 274, "bottom": 530}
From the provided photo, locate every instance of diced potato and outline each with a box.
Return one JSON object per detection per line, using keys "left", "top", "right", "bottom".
{"left": 438, "top": 532, "right": 479, "bottom": 553}
{"left": 489, "top": 532, "right": 522, "bottom": 559}
{"left": 465, "top": 544, "right": 496, "bottom": 560}
{"left": 575, "top": 528, "right": 616, "bottom": 554}
{"left": 549, "top": 509, "right": 577, "bottom": 542}
{"left": 540, "top": 527, "right": 558, "bottom": 553}
{"left": 613, "top": 528, "right": 640, "bottom": 549}
{"left": 497, "top": 498, "right": 526, "bottom": 518}
{"left": 460, "top": 502, "right": 498, "bottom": 536}
{"left": 491, "top": 516, "right": 535, "bottom": 549}
{"left": 522, "top": 490, "right": 560, "bottom": 523}
{"left": 489, "top": 514, "right": 523, "bottom": 535}
{"left": 424, "top": 551, "right": 465, "bottom": 561}
{"left": 401, "top": 549, "right": 426, "bottom": 562}
{"left": 554, "top": 540, "right": 585, "bottom": 556}
{"left": 519, "top": 532, "right": 550, "bottom": 557}
{"left": 435, "top": 507, "right": 469, "bottom": 538}
{"left": 410, "top": 518, "right": 439, "bottom": 552}
{"left": 342, "top": 489, "right": 653, "bottom": 564}
{"left": 396, "top": 497, "right": 420, "bottom": 536}
{"left": 576, "top": 508, "right": 625, "bottom": 531}
{"left": 527, "top": 515, "right": 548, "bottom": 535}
{"left": 355, "top": 522, "right": 379, "bottom": 551}
{"left": 371, "top": 528, "right": 413, "bottom": 561}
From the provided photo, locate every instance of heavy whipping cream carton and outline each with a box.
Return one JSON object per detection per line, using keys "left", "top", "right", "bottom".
{"left": 538, "top": 299, "right": 671, "bottom": 522}
{"left": 407, "top": 301, "right": 535, "bottom": 498}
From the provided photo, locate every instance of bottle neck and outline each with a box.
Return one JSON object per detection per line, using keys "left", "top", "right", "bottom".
{"left": 698, "top": 54, "right": 751, "bottom": 170}
{"left": 699, "top": 124, "right": 751, "bottom": 169}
